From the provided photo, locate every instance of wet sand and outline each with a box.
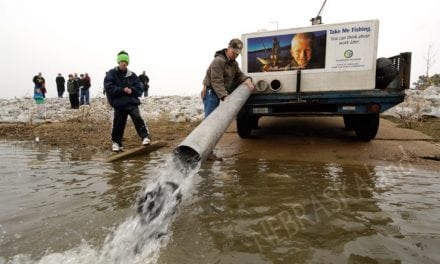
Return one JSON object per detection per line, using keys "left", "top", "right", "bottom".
{"left": 216, "top": 116, "right": 440, "bottom": 170}
{"left": 0, "top": 118, "right": 199, "bottom": 154}
{"left": 0, "top": 116, "right": 439, "bottom": 169}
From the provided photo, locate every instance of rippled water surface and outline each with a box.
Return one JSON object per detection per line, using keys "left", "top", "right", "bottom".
{"left": 0, "top": 141, "right": 439, "bottom": 263}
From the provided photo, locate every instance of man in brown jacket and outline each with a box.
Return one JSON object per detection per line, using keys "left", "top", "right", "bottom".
{"left": 202, "top": 38, "right": 254, "bottom": 117}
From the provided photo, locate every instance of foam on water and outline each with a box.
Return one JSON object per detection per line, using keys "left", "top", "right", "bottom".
{"left": 3, "top": 154, "right": 200, "bottom": 264}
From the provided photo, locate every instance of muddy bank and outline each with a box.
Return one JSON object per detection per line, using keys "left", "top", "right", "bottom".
{"left": 0, "top": 95, "right": 439, "bottom": 166}
{"left": 0, "top": 96, "right": 202, "bottom": 154}
{"left": 0, "top": 119, "right": 199, "bottom": 154}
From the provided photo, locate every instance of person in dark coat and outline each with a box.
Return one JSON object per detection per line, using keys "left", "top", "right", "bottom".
{"left": 66, "top": 74, "right": 80, "bottom": 109}
{"left": 56, "top": 73, "right": 65, "bottom": 98}
{"left": 104, "top": 50, "right": 151, "bottom": 152}
{"left": 79, "top": 73, "right": 91, "bottom": 105}
{"left": 138, "top": 70, "right": 150, "bottom": 97}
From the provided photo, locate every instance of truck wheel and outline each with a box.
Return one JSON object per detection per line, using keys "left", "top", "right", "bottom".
{"left": 250, "top": 116, "right": 260, "bottom": 129}
{"left": 343, "top": 115, "right": 356, "bottom": 130}
{"left": 354, "top": 114, "right": 380, "bottom": 141}
{"left": 237, "top": 113, "right": 253, "bottom": 138}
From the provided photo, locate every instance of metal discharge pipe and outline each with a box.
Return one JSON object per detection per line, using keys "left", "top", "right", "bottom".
{"left": 137, "top": 84, "right": 251, "bottom": 230}
{"left": 174, "top": 84, "right": 252, "bottom": 165}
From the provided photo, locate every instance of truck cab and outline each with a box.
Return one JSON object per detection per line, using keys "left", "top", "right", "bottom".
{"left": 238, "top": 20, "right": 411, "bottom": 141}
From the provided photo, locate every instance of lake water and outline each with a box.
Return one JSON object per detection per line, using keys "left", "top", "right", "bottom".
{"left": 0, "top": 141, "right": 439, "bottom": 263}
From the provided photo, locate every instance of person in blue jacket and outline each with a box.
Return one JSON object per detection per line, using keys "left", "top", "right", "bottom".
{"left": 104, "top": 50, "right": 151, "bottom": 152}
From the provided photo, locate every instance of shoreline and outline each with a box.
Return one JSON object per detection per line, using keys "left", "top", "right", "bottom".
{"left": 0, "top": 96, "right": 203, "bottom": 154}
{"left": 0, "top": 91, "right": 439, "bottom": 157}
{"left": 0, "top": 119, "right": 199, "bottom": 155}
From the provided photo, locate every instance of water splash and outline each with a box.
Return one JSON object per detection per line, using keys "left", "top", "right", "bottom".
{"left": 5, "top": 154, "right": 200, "bottom": 264}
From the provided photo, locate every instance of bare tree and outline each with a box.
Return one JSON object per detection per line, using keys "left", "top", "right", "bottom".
{"left": 424, "top": 43, "right": 437, "bottom": 85}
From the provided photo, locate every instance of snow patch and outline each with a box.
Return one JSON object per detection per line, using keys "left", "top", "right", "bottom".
{"left": 0, "top": 96, "right": 204, "bottom": 123}
{"left": 384, "top": 86, "right": 440, "bottom": 119}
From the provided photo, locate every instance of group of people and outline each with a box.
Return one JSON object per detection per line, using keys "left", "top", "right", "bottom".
{"left": 33, "top": 72, "right": 92, "bottom": 109}
{"left": 65, "top": 73, "right": 91, "bottom": 109}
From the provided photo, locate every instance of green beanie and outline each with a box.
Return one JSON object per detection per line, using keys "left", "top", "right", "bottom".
{"left": 117, "top": 51, "right": 129, "bottom": 64}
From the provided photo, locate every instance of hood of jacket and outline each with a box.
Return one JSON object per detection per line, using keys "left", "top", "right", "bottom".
{"left": 114, "top": 66, "right": 134, "bottom": 78}
{"left": 214, "top": 49, "right": 234, "bottom": 63}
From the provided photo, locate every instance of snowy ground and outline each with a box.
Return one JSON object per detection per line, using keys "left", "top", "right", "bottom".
{"left": 0, "top": 96, "right": 204, "bottom": 123}
{"left": 0, "top": 87, "right": 438, "bottom": 124}
{"left": 384, "top": 86, "right": 440, "bottom": 119}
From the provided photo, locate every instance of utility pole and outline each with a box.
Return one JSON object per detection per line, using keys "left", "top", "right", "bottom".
{"left": 269, "top": 21, "right": 279, "bottom": 30}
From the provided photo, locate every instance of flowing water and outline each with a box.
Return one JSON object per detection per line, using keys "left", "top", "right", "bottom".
{"left": 0, "top": 141, "right": 439, "bottom": 263}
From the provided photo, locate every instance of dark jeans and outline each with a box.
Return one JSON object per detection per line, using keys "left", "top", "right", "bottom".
{"left": 112, "top": 107, "right": 150, "bottom": 146}
{"left": 143, "top": 88, "right": 149, "bottom": 97}
{"left": 69, "top": 93, "right": 79, "bottom": 109}
{"left": 57, "top": 88, "right": 64, "bottom": 98}
{"left": 203, "top": 88, "right": 219, "bottom": 118}
{"left": 80, "top": 89, "right": 90, "bottom": 105}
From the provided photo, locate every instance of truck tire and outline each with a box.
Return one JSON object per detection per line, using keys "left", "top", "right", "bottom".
{"left": 250, "top": 115, "right": 260, "bottom": 129}
{"left": 375, "top": 58, "right": 398, "bottom": 89}
{"left": 343, "top": 115, "right": 356, "bottom": 130}
{"left": 354, "top": 114, "right": 380, "bottom": 141}
{"left": 237, "top": 113, "right": 252, "bottom": 138}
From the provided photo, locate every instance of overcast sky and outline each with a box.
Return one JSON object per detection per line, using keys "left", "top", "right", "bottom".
{"left": 0, "top": 0, "right": 439, "bottom": 98}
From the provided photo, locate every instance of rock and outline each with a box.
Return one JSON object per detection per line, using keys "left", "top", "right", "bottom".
{"left": 175, "top": 116, "right": 186, "bottom": 123}
{"left": 385, "top": 86, "right": 440, "bottom": 118}
{"left": 0, "top": 96, "right": 203, "bottom": 123}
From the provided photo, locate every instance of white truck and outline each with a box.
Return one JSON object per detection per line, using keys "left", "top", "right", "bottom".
{"left": 238, "top": 19, "right": 411, "bottom": 141}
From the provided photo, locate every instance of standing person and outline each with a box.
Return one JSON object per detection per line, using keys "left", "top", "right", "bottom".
{"left": 55, "top": 73, "right": 65, "bottom": 98}
{"left": 80, "top": 73, "right": 91, "bottom": 105}
{"left": 201, "top": 38, "right": 254, "bottom": 117}
{"left": 78, "top": 74, "right": 85, "bottom": 105}
{"left": 104, "top": 50, "right": 151, "bottom": 152}
{"left": 138, "top": 70, "right": 150, "bottom": 97}
{"left": 33, "top": 72, "right": 46, "bottom": 98}
{"left": 66, "top": 74, "right": 80, "bottom": 109}
{"left": 201, "top": 38, "right": 254, "bottom": 160}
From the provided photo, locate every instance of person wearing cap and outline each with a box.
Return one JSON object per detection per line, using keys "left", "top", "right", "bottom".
{"left": 104, "top": 50, "right": 151, "bottom": 152}
{"left": 202, "top": 38, "right": 254, "bottom": 117}
{"left": 201, "top": 38, "right": 254, "bottom": 160}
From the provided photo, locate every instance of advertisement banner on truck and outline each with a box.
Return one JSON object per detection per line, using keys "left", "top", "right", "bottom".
{"left": 247, "top": 31, "right": 327, "bottom": 73}
{"left": 326, "top": 21, "right": 377, "bottom": 72}
{"left": 246, "top": 20, "right": 378, "bottom": 73}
